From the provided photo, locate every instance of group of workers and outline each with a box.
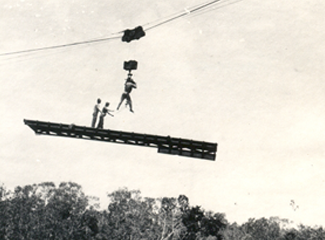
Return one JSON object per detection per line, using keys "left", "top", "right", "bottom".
{"left": 91, "top": 73, "right": 137, "bottom": 129}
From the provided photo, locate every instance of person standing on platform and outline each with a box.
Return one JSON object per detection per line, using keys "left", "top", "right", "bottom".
{"left": 91, "top": 98, "right": 102, "bottom": 128}
{"left": 97, "top": 102, "right": 114, "bottom": 129}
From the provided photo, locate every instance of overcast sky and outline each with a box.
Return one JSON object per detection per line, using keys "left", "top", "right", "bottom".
{"left": 1, "top": 0, "right": 325, "bottom": 227}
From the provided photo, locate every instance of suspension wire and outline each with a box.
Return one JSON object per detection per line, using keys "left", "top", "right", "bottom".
{"left": 140, "top": 2, "right": 205, "bottom": 29}
{"left": 112, "top": 1, "right": 213, "bottom": 35}
{"left": 182, "top": 0, "right": 244, "bottom": 21}
{"left": 144, "top": 0, "right": 223, "bottom": 31}
{"left": 0, "top": 0, "right": 238, "bottom": 58}
{"left": 0, "top": 39, "right": 105, "bottom": 66}
{"left": 0, "top": 34, "right": 121, "bottom": 57}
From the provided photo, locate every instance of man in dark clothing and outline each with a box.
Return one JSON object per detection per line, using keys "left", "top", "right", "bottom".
{"left": 116, "top": 73, "right": 137, "bottom": 113}
{"left": 97, "top": 102, "right": 114, "bottom": 129}
{"left": 91, "top": 98, "right": 101, "bottom": 128}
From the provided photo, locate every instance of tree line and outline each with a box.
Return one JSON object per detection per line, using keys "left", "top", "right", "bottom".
{"left": 0, "top": 182, "right": 324, "bottom": 240}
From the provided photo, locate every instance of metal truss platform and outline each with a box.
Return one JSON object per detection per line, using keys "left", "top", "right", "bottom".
{"left": 24, "top": 119, "right": 217, "bottom": 160}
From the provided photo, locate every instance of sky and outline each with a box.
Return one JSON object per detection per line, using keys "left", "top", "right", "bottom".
{"left": 1, "top": 0, "right": 325, "bottom": 227}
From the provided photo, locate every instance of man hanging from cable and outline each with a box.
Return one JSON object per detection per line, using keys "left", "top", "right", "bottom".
{"left": 117, "top": 73, "right": 137, "bottom": 113}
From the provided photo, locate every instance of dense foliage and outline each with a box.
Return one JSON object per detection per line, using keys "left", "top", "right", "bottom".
{"left": 0, "top": 182, "right": 324, "bottom": 240}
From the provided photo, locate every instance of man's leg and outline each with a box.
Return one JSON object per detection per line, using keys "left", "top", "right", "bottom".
{"left": 127, "top": 95, "right": 133, "bottom": 112}
{"left": 117, "top": 94, "right": 125, "bottom": 110}
{"left": 97, "top": 117, "right": 103, "bottom": 129}
{"left": 91, "top": 115, "right": 97, "bottom": 128}
{"left": 129, "top": 102, "right": 133, "bottom": 113}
